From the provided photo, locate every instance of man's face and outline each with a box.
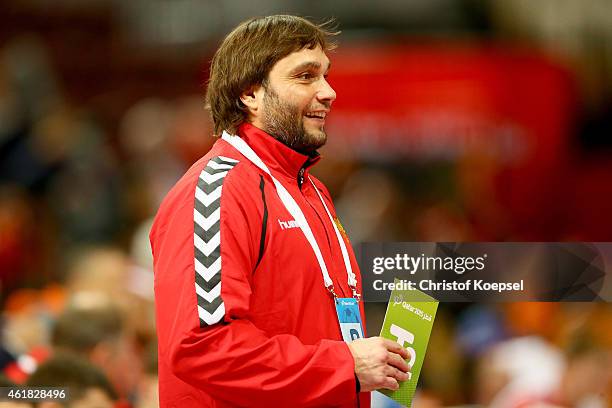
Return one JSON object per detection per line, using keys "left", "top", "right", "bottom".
{"left": 246, "top": 45, "right": 336, "bottom": 153}
{"left": 70, "top": 388, "right": 114, "bottom": 408}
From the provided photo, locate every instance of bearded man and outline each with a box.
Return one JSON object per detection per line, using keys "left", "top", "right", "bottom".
{"left": 150, "top": 15, "right": 409, "bottom": 408}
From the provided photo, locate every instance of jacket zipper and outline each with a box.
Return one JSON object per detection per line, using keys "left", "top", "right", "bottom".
{"left": 298, "top": 167, "right": 349, "bottom": 298}
{"left": 298, "top": 167, "right": 305, "bottom": 189}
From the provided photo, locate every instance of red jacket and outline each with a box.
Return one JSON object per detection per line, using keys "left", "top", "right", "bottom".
{"left": 151, "top": 123, "right": 370, "bottom": 407}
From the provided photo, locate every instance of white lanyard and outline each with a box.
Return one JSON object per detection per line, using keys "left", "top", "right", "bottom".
{"left": 222, "top": 131, "right": 359, "bottom": 299}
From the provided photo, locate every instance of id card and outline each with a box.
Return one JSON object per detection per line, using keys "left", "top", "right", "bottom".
{"left": 335, "top": 298, "right": 364, "bottom": 343}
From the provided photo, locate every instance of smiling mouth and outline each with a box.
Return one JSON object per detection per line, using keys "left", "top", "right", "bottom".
{"left": 304, "top": 111, "right": 327, "bottom": 120}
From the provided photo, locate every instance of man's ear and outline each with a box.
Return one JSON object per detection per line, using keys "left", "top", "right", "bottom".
{"left": 239, "top": 87, "right": 257, "bottom": 112}
{"left": 240, "top": 84, "right": 264, "bottom": 114}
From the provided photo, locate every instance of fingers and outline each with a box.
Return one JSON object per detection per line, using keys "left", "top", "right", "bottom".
{"left": 381, "top": 377, "right": 400, "bottom": 391}
{"left": 384, "top": 363, "right": 410, "bottom": 382}
{"left": 387, "top": 350, "right": 410, "bottom": 373}
{"left": 382, "top": 338, "right": 409, "bottom": 359}
{"left": 351, "top": 337, "right": 412, "bottom": 392}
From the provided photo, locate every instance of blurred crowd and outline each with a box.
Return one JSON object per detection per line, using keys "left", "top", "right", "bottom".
{"left": 1, "top": 1, "right": 612, "bottom": 407}
{"left": 0, "top": 35, "right": 210, "bottom": 407}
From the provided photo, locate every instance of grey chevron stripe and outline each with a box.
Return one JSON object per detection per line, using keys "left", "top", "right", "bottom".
{"left": 197, "top": 176, "right": 227, "bottom": 192}
{"left": 196, "top": 268, "right": 221, "bottom": 290}
{"left": 194, "top": 242, "right": 220, "bottom": 269}
{"left": 201, "top": 166, "right": 232, "bottom": 176}
{"left": 211, "top": 156, "right": 239, "bottom": 166}
{"left": 197, "top": 294, "right": 224, "bottom": 314}
{"left": 194, "top": 156, "right": 239, "bottom": 327}
{"left": 194, "top": 244, "right": 221, "bottom": 268}
{"left": 194, "top": 198, "right": 220, "bottom": 218}
{"left": 194, "top": 221, "right": 221, "bottom": 243}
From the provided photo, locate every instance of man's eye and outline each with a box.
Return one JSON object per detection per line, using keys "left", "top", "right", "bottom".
{"left": 298, "top": 73, "right": 313, "bottom": 80}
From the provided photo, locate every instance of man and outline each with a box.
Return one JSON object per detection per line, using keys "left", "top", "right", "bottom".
{"left": 150, "top": 15, "right": 409, "bottom": 407}
{"left": 27, "top": 353, "right": 118, "bottom": 408}
{"left": 51, "top": 300, "right": 142, "bottom": 403}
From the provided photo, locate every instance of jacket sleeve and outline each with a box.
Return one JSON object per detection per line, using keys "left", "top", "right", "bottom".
{"left": 151, "top": 158, "right": 357, "bottom": 407}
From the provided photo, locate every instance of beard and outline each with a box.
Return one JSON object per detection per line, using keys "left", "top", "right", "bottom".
{"left": 261, "top": 85, "right": 327, "bottom": 154}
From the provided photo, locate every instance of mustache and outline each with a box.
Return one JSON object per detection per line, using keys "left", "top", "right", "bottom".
{"left": 305, "top": 103, "right": 331, "bottom": 112}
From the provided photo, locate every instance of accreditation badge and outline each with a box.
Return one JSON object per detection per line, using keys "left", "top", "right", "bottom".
{"left": 334, "top": 298, "right": 364, "bottom": 343}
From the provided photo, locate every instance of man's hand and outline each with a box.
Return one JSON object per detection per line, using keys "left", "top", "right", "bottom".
{"left": 348, "top": 337, "right": 410, "bottom": 392}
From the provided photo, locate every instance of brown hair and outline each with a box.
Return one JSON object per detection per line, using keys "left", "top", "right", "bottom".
{"left": 205, "top": 15, "right": 339, "bottom": 135}
{"left": 52, "top": 305, "right": 123, "bottom": 354}
{"left": 28, "top": 352, "right": 118, "bottom": 403}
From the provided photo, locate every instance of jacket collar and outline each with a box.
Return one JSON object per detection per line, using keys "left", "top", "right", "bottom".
{"left": 237, "top": 122, "right": 320, "bottom": 181}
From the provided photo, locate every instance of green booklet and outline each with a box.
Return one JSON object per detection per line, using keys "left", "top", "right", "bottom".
{"left": 378, "top": 280, "right": 439, "bottom": 407}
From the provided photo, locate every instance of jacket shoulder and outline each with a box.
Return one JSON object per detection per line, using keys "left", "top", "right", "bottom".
{"left": 150, "top": 139, "right": 262, "bottom": 239}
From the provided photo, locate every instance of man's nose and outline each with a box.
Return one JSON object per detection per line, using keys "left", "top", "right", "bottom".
{"left": 317, "top": 78, "right": 336, "bottom": 103}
